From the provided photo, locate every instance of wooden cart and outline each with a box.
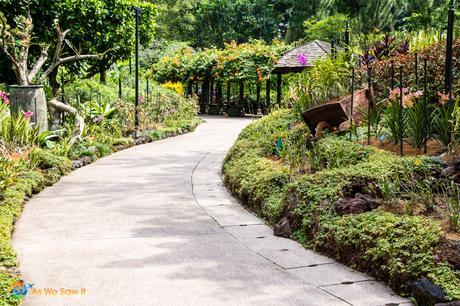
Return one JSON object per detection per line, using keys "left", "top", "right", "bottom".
{"left": 301, "top": 89, "right": 369, "bottom": 138}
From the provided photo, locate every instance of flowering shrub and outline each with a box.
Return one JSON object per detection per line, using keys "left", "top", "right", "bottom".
{"left": 163, "top": 81, "right": 185, "bottom": 95}
{"left": 151, "top": 40, "right": 287, "bottom": 83}
{"left": 0, "top": 91, "right": 10, "bottom": 105}
{"left": 22, "top": 111, "right": 34, "bottom": 119}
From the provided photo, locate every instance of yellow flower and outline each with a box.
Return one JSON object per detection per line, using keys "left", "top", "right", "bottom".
{"left": 414, "top": 159, "right": 422, "bottom": 167}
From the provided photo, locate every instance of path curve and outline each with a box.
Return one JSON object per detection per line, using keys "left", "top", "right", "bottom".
{"left": 13, "top": 117, "right": 410, "bottom": 306}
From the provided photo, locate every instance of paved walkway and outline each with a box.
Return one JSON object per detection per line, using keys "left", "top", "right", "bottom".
{"left": 13, "top": 117, "right": 411, "bottom": 306}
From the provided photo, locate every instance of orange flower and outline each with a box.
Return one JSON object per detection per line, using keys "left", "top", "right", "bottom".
{"left": 437, "top": 92, "right": 451, "bottom": 105}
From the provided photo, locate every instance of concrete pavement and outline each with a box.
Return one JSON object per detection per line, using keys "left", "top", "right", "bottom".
{"left": 13, "top": 116, "right": 411, "bottom": 306}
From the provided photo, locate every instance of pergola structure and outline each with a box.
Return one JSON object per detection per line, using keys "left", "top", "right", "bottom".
{"left": 187, "top": 40, "right": 335, "bottom": 116}
{"left": 272, "top": 40, "right": 333, "bottom": 106}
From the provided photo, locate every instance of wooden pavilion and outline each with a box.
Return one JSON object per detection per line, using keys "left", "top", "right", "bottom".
{"left": 272, "top": 40, "right": 333, "bottom": 106}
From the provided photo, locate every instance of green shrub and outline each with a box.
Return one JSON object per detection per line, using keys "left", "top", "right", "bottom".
{"left": 93, "top": 142, "right": 113, "bottom": 158}
{"left": 68, "top": 143, "right": 98, "bottom": 160}
{"left": 111, "top": 137, "right": 135, "bottom": 147}
{"left": 29, "top": 148, "right": 71, "bottom": 175}
{"left": 223, "top": 108, "right": 457, "bottom": 299}
{"left": 312, "top": 212, "right": 459, "bottom": 299}
{"left": 0, "top": 271, "right": 20, "bottom": 305}
{"left": 0, "top": 170, "right": 46, "bottom": 267}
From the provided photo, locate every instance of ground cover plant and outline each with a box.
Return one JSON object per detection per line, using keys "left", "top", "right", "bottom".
{"left": 223, "top": 109, "right": 460, "bottom": 303}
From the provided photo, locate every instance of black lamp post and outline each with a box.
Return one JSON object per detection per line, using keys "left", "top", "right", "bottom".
{"left": 134, "top": 6, "right": 141, "bottom": 136}
{"left": 445, "top": 0, "right": 455, "bottom": 99}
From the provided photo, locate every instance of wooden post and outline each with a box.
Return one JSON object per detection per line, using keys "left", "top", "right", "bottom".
{"left": 217, "top": 81, "right": 223, "bottom": 111}
{"left": 187, "top": 80, "right": 192, "bottom": 97}
{"left": 265, "top": 77, "right": 271, "bottom": 113}
{"left": 277, "top": 73, "right": 282, "bottom": 107}
{"left": 239, "top": 80, "right": 244, "bottom": 104}
{"left": 256, "top": 82, "right": 261, "bottom": 115}
{"left": 200, "top": 80, "right": 206, "bottom": 114}
{"left": 227, "top": 81, "right": 231, "bottom": 106}
{"left": 210, "top": 78, "right": 214, "bottom": 105}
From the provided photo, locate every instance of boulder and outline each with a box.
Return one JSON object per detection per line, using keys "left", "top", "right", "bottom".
{"left": 335, "top": 193, "right": 381, "bottom": 215}
{"left": 274, "top": 217, "right": 292, "bottom": 238}
{"left": 411, "top": 277, "right": 446, "bottom": 306}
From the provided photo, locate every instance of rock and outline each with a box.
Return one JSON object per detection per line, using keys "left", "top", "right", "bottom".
{"left": 453, "top": 158, "right": 460, "bottom": 171}
{"left": 431, "top": 156, "right": 448, "bottom": 168}
{"left": 442, "top": 166, "right": 457, "bottom": 178}
{"left": 411, "top": 277, "right": 446, "bottom": 306}
{"left": 274, "top": 217, "right": 292, "bottom": 238}
{"left": 335, "top": 193, "right": 381, "bottom": 215}
{"left": 356, "top": 193, "right": 381, "bottom": 210}
{"left": 71, "top": 160, "right": 83, "bottom": 169}
{"left": 435, "top": 301, "right": 460, "bottom": 306}
{"left": 440, "top": 239, "right": 460, "bottom": 270}
{"left": 81, "top": 156, "right": 92, "bottom": 166}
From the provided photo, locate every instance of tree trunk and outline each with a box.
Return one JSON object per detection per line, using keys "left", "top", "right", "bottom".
{"left": 99, "top": 62, "right": 107, "bottom": 84}
{"left": 48, "top": 68, "right": 60, "bottom": 96}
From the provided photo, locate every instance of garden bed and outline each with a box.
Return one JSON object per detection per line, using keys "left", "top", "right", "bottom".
{"left": 222, "top": 109, "right": 460, "bottom": 304}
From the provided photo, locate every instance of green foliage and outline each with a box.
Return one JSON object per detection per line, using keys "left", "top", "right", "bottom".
{"left": 428, "top": 263, "right": 460, "bottom": 301}
{"left": 313, "top": 212, "right": 453, "bottom": 294}
{"left": 0, "top": 0, "right": 157, "bottom": 83}
{"left": 0, "top": 271, "right": 20, "bottom": 305}
{"left": 383, "top": 100, "right": 405, "bottom": 144}
{"left": 405, "top": 100, "right": 430, "bottom": 149}
{"left": 152, "top": 40, "right": 286, "bottom": 83}
{"left": 29, "top": 148, "right": 71, "bottom": 175}
{"left": 223, "top": 108, "right": 459, "bottom": 298}
{"left": 433, "top": 104, "right": 455, "bottom": 148}
{"left": 309, "top": 136, "right": 373, "bottom": 171}
{"left": 304, "top": 14, "right": 348, "bottom": 43}
{"left": 0, "top": 103, "right": 38, "bottom": 153}
{"left": 441, "top": 181, "right": 460, "bottom": 232}
{"left": 288, "top": 53, "right": 350, "bottom": 111}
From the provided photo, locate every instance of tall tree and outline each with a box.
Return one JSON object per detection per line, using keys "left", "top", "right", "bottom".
{"left": 0, "top": 0, "right": 156, "bottom": 88}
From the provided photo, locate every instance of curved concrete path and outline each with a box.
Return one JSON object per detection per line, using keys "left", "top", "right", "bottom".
{"left": 13, "top": 117, "right": 411, "bottom": 306}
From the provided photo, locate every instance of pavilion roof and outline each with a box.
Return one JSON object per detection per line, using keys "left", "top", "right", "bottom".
{"left": 273, "top": 40, "right": 332, "bottom": 74}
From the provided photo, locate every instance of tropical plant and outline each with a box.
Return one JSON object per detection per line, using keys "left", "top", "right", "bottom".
{"left": 441, "top": 181, "right": 460, "bottom": 232}
{"left": 405, "top": 99, "right": 431, "bottom": 149}
{"left": 289, "top": 53, "right": 350, "bottom": 111}
{"left": 433, "top": 103, "right": 455, "bottom": 148}
{"left": 383, "top": 100, "right": 405, "bottom": 144}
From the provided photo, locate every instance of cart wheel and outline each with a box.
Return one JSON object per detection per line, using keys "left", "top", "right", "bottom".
{"left": 315, "top": 121, "right": 332, "bottom": 138}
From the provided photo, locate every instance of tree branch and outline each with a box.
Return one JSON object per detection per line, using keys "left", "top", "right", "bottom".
{"left": 43, "top": 53, "right": 103, "bottom": 78}
{"left": 28, "top": 45, "right": 50, "bottom": 83}
{"left": 47, "top": 98, "right": 84, "bottom": 144}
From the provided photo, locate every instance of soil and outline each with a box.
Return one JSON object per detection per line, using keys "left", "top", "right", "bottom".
{"left": 361, "top": 138, "right": 446, "bottom": 156}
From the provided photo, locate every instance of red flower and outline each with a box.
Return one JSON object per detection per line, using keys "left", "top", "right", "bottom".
{"left": 23, "top": 111, "right": 34, "bottom": 119}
